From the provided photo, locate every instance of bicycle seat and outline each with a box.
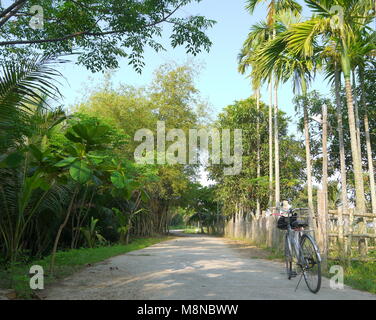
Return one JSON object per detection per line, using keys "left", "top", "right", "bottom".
{"left": 291, "top": 220, "right": 309, "bottom": 228}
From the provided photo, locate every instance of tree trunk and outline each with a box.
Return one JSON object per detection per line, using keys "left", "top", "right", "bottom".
{"left": 352, "top": 70, "right": 362, "bottom": 158}
{"left": 364, "top": 113, "right": 376, "bottom": 214}
{"left": 274, "top": 82, "right": 280, "bottom": 208}
{"left": 335, "top": 69, "right": 348, "bottom": 209}
{"left": 268, "top": 80, "right": 274, "bottom": 207}
{"left": 322, "top": 103, "right": 329, "bottom": 264}
{"left": 359, "top": 67, "right": 376, "bottom": 215}
{"left": 303, "top": 104, "right": 314, "bottom": 216}
{"left": 256, "top": 89, "right": 261, "bottom": 216}
{"left": 344, "top": 77, "right": 366, "bottom": 214}
{"left": 322, "top": 103, "right": 328, "bottom": 208}
{"left": 125, "top": 216, "right": 131, "bottom": 245}
{"left": 335, "top": 67, "right": 347, "bottom": 248}
{"left": 50, "top": 186, "right": 79, "bottom": 274}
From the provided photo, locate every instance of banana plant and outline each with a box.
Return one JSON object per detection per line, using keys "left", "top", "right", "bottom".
{"left": 80, "top": 217, "right": 106, "bottom": 248}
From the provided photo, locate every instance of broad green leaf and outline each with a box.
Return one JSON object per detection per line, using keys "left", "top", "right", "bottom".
{"left": 69, "top": 160, "right": 92, "bottom": 184}
{"left": 88, "top": 154, "right": 106, "bottom": 165}
{"left": 55, "top": 157, "right": 77, "bottom": 167}
{"left": 111, "top": 171, "right": 126, "bottom": 189}
{"left": 65, "top": 131, "right": 83, "bottom": 143}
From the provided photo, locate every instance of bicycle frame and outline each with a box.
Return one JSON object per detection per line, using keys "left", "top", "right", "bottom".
{"left": 277, "top": 207, "right": 322, "bottom": 293}
{"left": 286, "top": 224, "right": 305, "bottom": 265}
{"left": 282, "top": 209, "right": 322, "bottom": 267}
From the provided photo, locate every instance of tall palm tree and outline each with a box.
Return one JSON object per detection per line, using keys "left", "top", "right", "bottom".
{"left": 238, "top": 21, "right": 274, "bottom": 208}
{"left": 251, "top": 14, "right": 317, "bottom": 230}
{"left": 287, "top": 0, "right": 374, "bottom": 214}
{"left": 244, "top": 0, "right": 301, "bottom": 208}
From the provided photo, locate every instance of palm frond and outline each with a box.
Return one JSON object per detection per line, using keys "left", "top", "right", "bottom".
{"left": 287, "top": 18, "right": 329, "bottom": 57}
{"left": 0, "top": 54, "right": 64, "bottom": 113}
{"left": 276, "top": 0, "right": 302, "bottom": 14}
{"left": 0, "top": 55, "right": 65, "bottom": 152}
{"left": 304, "top": 0, "right": 332, "bottom": 17}
{"left": 245, "top": 0, "right": 265, "bottom": 14}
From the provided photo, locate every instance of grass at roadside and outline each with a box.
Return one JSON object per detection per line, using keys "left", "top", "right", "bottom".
{"left": 0, "top": 236, "right": 172, "bottom": 299}
{"left": 327, "top": 252, "right": 376, "bottom": 294}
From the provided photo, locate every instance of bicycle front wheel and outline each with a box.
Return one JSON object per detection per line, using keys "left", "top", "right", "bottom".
{"left": 284, "top": 233, "right": 292, "bottom": 279}
{"left": 300, "top": 234, "right": 321, "bottom": 293}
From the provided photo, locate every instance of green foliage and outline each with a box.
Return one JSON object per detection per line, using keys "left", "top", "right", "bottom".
{"left": 0, "top": 56, "right": 160, "bottom": 264}
{"left": 208, "top": 97, "right": 305, "bottom": 215}
{"left": 74, "top": 63, "right": 206, "bottom": 235}
{"left": 80, "top": 217, "right": 106, "bottom": 248}
{"left": 0, "top": 0, "right": 215, "bottom": 72}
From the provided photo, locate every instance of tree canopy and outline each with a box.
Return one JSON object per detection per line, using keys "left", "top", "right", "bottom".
{"left": 0, "top": 0, "right": 216, "bottom": 72}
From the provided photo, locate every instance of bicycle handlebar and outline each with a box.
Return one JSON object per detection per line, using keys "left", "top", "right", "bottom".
{"left": 272, "top": 207, "right": 318, "bottom": 218}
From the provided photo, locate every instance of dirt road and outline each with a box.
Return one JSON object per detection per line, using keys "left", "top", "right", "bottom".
{"left": 44, "top": 232, "right": 376, "bottom": 300}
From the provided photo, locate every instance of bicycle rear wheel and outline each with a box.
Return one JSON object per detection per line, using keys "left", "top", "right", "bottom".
{"left": 300, "top": 234, "right": 321, "bottom": 293}
{"left": 284, "top": 233, "right": 292, "bottom": 279}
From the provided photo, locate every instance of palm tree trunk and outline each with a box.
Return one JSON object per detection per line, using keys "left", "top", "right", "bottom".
{"left": 322, "top": 103, "right": 329, "bottom": 261}
{"left": 359, "top": 67, "right": 376, "bottom": 214}
{"left": 269, "top": 79, "right": 274, "bottom": 207}
{"left": 274, "top": 82, "right": 280, "bottom": 208}
{"left": 322, "top": 104, "right": 329, "bottom": 238}
{"left": 350, "top": 70, "right": 367, "bottom": 251}
{"left": 335, "top": 67, "right": 347, "bottom": 248}
{"left": 335, "top": 69, "right": 348, "bottom": 210}
{"left": 344, "top": 77, "right": 366, "bottom": 214}
{"left": 364, "top": 113, "right": 376, "bottom": 214}
{"left": 272, "top": 27, "right": 280, "bottom": 208}
{"left": 303, "top": 103, "right": 314, "bottom": 223}
{"left": 256, "top": 89, "right": 261, "bottom": 215}
{"left": 322, "top": 104, "right": 328, "bottom": 208}
{"left": 352, "top": 70, "right": 362, "bottom": 157}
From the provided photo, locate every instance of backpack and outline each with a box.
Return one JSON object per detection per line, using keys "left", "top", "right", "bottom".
{"left": 277, "top": 214, "right": 297, "bottom": 230}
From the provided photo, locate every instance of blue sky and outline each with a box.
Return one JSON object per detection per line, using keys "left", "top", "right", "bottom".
{"left": 57, "top": 0, "right": 332, "bottom": 135}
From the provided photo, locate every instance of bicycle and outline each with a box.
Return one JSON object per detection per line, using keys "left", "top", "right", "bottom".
{"left": 275, "top": 207, "right": 322, "bottom": 294}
